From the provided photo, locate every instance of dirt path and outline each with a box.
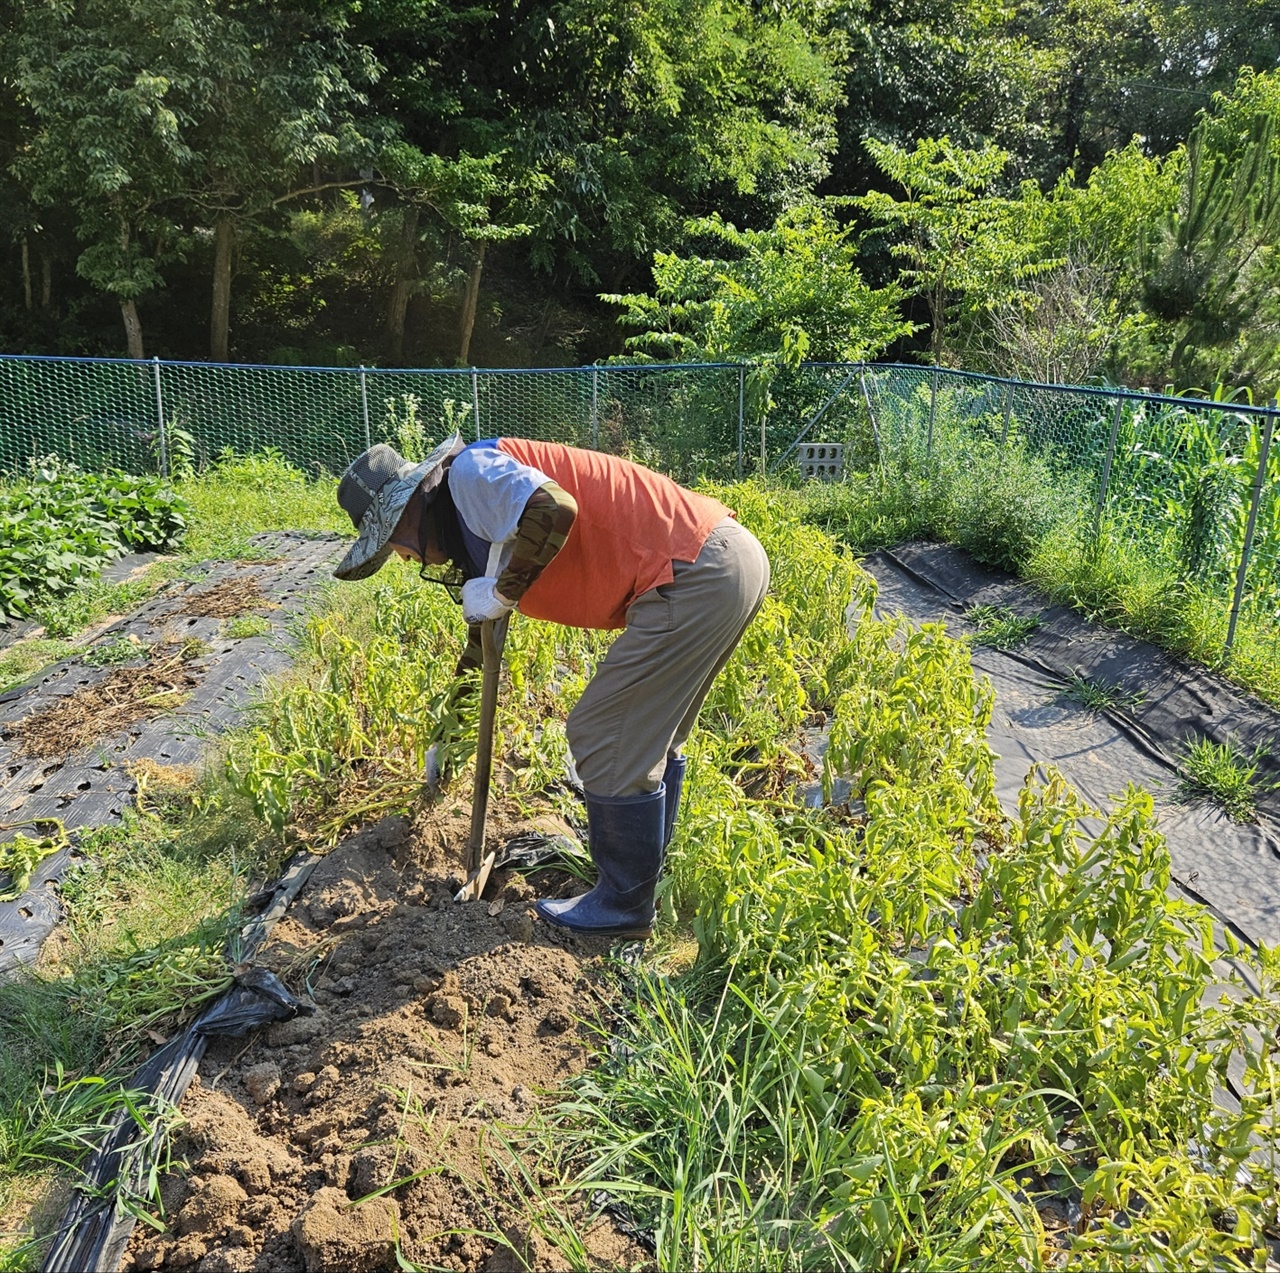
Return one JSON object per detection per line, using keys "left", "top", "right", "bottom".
{"left": 124, "top": 805, "right": 645, "bottom": 1273}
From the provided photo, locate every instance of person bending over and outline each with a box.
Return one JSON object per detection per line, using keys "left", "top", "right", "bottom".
{"left": 332, "top": 433, "right": 770, "bottom": 939}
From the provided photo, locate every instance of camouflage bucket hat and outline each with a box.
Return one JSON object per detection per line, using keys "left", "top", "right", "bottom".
{"left": 333, "top": 434, "right": 462, "bottom": 581}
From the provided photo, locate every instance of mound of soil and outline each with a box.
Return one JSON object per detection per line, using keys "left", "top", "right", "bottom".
{"left": 123, "top": 804, "right": 645, "bottom": 1273}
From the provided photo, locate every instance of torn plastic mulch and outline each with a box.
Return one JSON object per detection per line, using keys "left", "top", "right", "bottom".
{"left": 40, "top": 850, "right": 321, "bottom": 1273}
{"left": 0, "top": 832, "right": 78, "bottom": 978}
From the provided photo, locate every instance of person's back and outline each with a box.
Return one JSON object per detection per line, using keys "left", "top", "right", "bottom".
{"left": 450, "top": 438, "right": 730, "bottom": 629}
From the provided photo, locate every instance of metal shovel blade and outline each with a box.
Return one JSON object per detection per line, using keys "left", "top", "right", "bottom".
{"left": 454, "top": 614, "right": 508, "bottom": 903}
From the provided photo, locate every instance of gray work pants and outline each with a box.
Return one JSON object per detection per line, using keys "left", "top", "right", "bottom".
{"left": 567, "top": 517, "right": 771, "bottom": 797}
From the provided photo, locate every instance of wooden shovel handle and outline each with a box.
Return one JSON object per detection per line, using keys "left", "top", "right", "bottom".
{"left": 464, "top": 613, "right": 508, "bottom": 876}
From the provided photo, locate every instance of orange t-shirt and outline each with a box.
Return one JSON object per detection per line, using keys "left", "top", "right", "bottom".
{"left": 496, "top": 438, "right": 730, "bottom": 630}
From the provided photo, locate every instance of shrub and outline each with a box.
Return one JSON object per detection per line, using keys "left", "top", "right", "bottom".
{"left": 0, "top": 458, "right": 187, "bottom": 623}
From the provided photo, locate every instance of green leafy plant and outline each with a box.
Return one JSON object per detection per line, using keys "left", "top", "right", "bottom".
{"left": 1059, "top": 669, "right": 1146, "bottom": 715}
{"left": 1177, "top": 735, "right": 1274, "bottom": 822}
{"left": 0, "top": 824, "right": 67, "bottom": 903}
{"left": 0, "top": 460, "right": 186, "bottom": 624}
{"left": 222, "top": 615, "right": 272, "bottom": 639}
{"left": 84, "top": 634, "right": 149, "bottom": 666}
{"left": 383, "top": 394, "right": 426, "bottom": 462}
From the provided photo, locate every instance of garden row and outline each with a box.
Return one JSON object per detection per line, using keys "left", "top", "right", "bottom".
{"left": 245, "top": 481, "right": 1278, "bottom": 1268}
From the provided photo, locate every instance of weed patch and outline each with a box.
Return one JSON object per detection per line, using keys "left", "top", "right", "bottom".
{"left": 1059, "top": 669, "right": 1147, "bottom": 715}
{"left": 222, "top": 615, "right": 272, "bottom": 640}
{"left": 35, "top": 575, "right": 167, "bottom": 641}
{"left": 963, "top": 602, "right": 1042, "bottom": 648}
{"left": 172, "top": 449, "right": 345, "bottom": 561}
{"left": 1178, "top": 736, "right": 1275, "bottom": 822}
{"left": 0, "top": 641, "right": 74, "bottom": 696}
{"left": 797, "top": 403, "right": 1280, "bottom": 709}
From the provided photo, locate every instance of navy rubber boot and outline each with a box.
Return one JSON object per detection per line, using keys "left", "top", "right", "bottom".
{"left": 536, "top": 786, "right": 665, "bottom": 938}
{"left": 661, "top": 754, "right": 687, "bottom": 850}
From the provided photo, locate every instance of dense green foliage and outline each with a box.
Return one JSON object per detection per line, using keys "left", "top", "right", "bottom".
{"left": 4, "top": 1, "right": 1280, "bottom": 391}
{"left": 605, "top": 207, "right": 913, "bottom": 368}
{"left": 0, "top": 461, "right": 186, "bottom": 622}
{"left": 797, "top": 388, "right": 1280, "bottom": 706}
{"left": 544, "top": 489, "right": 1280, "bottom": 1269}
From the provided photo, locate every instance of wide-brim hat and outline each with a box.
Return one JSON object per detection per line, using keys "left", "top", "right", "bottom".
{"left": 333, "top": 434, "right": 462, "bottom": 581}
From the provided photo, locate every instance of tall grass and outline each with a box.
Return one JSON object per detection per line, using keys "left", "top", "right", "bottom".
{"left": 172, "top": 448, "right": 347, "bottom": 560}
{"left": 799, "top": 404, "right": 1280, "bottom": 707}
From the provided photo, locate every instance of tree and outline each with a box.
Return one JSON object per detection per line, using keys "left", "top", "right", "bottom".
{"left": 858, "top": 137, "right": 1057, "bottom": 364}
{"left": 375, "top": 143, "right": 540, "bottom": 364}
{"left": 603, "top": 205, "right": 914, "bottom": 367}
{"left": 974, "top": 141, "right": 1180, "bottom": 382}
{"left": 11, "top": 0, "right": 224, "bottom": 357}
{"left": 826, "top": 0, "right": 1280, "bottom": 199}
{"left": 188, "top": 3, "right": 374, "bottom": 361}
{"left": 1140, "top": 111, "right": 1280, "bottom": 394}
{"left": 508, "top": 0, "right": 847, "bottom": 283}
{"left": 826, "top": 0, "right": 1052, "bottom": 193}
{"left": 7, "top": 0, "right": 371, "bottom": 360}
{"left": 349, "top": 0, "right": 847, "bottom": 348}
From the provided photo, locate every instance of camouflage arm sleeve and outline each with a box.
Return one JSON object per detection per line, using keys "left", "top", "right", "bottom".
{"left": 451, "top": 482, "right": 575, "bottom": 681}
{"left": 495, "top": 480, "right": 578, "bottom": 603}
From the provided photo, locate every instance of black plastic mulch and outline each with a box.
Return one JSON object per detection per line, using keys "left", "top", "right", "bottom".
{"left": 0, "top": 532, "right": 344, "bottom": 976}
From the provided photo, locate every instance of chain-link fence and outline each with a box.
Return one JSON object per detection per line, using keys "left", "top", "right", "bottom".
{"left": 855, "top": 364, "right": 1280, "bottom": 659}
{"left": 0, "top": 355, "right": 745, "bottom": 483}
{"left": 2, "top": 353, "right": 1277, "bottom": 659}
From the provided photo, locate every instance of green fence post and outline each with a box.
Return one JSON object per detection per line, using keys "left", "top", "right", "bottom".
{"left": 152, "top": 357, "right": 168, "bottom": 478}
{"left": 1225, "top": 406, "right": 1276, "bottom": 657}
{"left": 359, "top": 366, "right": 371, "bottom": 449}
{"left": 591, "top": 366, "right": 599, "bottom": 450}
{"left": 858, "top": 365, "right": 880, "bottom": 455}
{"left": 1000, "top": 381, "right": 1014, "bottom": 446}
{"left": 471, "top": 368, "right": 480, "bottom": 441}
{"left": 927, "top": 366, "right": 938, "bottom": 457}
{"left": 737, "top": 364, "right": 745, "bottom": 481}
{"left": 1093, "top": 396, "right": 1123, "bottom": 539}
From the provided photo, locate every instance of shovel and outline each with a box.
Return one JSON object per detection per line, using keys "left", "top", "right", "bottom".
{"left": 454, "top": 613, "right": 509, "bottom": 902}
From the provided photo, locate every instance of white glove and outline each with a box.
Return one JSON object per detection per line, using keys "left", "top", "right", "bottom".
{"left": 461, "top": 577, "right": 516, "bottom": 624}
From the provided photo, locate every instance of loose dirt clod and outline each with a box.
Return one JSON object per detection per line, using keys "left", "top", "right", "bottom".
{"left": 172, "top": 575, "right": 278, "bottom": 619}
{"left": 7, "top": 654, "right": 200, "bottom": 758}
{"left": 292, "top": 1188, "right": 399, "bottom": 1273}
{"left": 123, "top": 805, "right": 646, "bottom": 1273}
